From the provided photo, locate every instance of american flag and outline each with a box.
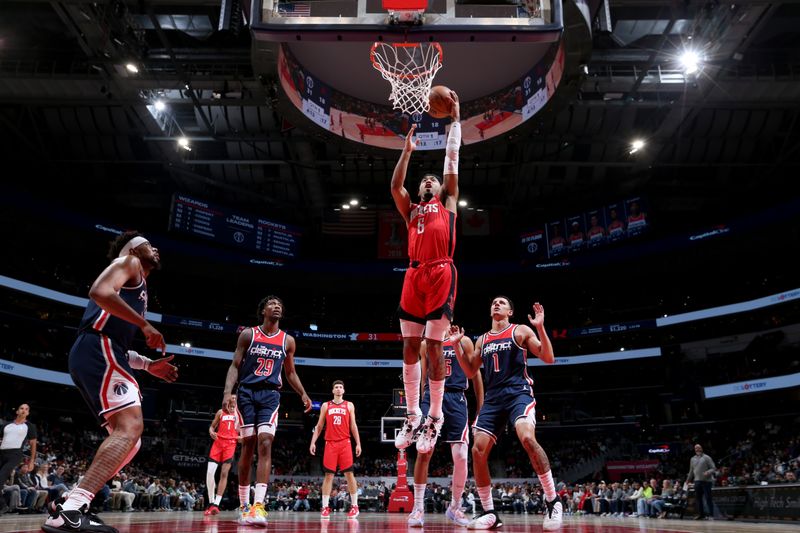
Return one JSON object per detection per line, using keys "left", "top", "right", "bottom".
{"left": 322, "top": 209, "right": 377, "bottom": 236}
{"left": 277, "top": 3, "right": 311, "bottom": 17}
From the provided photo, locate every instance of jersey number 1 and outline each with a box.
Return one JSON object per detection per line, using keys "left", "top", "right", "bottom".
{"left": 255, "top": 357, "right": 275, "bottom": 376}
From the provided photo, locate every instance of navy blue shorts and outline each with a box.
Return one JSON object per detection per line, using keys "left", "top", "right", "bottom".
{"left": 473, "top": 385, "right": 536, "bottom": 442}
{"left": 237, "top": 386, "right": 280, "bottom": 437}
{"left": 69, "top": 332, "right": 142, "bottom": 428}
{"left": 421, "top": 389, "right": 470, "bottom": 443}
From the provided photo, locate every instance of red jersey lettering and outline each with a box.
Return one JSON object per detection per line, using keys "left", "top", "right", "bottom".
{"left": 216, "top": 411, "right": 240, "bottom": 440}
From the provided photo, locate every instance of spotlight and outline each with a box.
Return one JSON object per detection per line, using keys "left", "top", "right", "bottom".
{"left": 342, "top": 204, "right": 351, "bottom": 209}
{"left": 680, "top": 51, "right": 700, "bottom": 74}
{"left": 458, "top": 200, "right": 468, "bottom": 207}
{"left": 125, "top": 63, "right": 139, "bottom": 74}
{"left": 629, "top": 139, "right": 645, "bottom": 154}
{"left": 349, "top": 199, "right": 359, "bottom": 206}
{"left": 178, "top": 137, "right": 191, "bottom": 151}
{"left": 154, "top": 100, "right": 166, "bottom": 111}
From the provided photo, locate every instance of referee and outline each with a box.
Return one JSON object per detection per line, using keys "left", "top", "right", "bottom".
{"left": 0, "top": 403, "right": 38, "bottom": 490}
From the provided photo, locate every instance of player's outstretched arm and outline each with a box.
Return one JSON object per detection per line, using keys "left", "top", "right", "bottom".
{"left": 223, "top": 329, "right": 252, "bottom": 407}
{"left": 349, "top": 403, "right": 362, "bottom": 457}
{"left": 441, "top": 91, "right": 461, "bottom": 212}
{"left": 450, "top": 325, "right": 481, "bottom": 378}
{"left": 309, "top": 402, "right": 328, "bottom": 455}
{"left": 284, "top": 335, "right": 312, "bottom": 412}
{"left": 391, "top": 124, "right": 416, "bottom": 223}
{"left": 521, "top": 302, "right": 555, "bottom": 364}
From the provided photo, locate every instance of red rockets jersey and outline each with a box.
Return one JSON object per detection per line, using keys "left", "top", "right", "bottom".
{"left": 324, "top": 400, "right": 351, "bottom": 442}
{"left": 216, "top": 410, "right": 241, "bottom": 440}
{"left": 407, "top": 196, "right": 456, "bottom": 263}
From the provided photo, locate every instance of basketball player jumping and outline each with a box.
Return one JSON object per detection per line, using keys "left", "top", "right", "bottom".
{"left": 391, "top": 90, "right": 462, "bottom": 455}
{"left": 309, "top": 380, "right": 363, "bottom": 520}
{"left": 222, "top": 296, "right": 312, "bottom": 526}
{"left": 204, "top": 395, "right": 242, "bottom": 516}
{"left": 451, "top": 298, "right": 562, "bottom": 530}
{"left": 408, "top": 330, "right": 483, "bottom": 527}
{"left": 44, "top": 231, "right": 178, "bottom": 533}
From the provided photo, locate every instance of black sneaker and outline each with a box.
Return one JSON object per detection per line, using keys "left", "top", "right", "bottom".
{"left": 41, "top": 504, "right": 118, "bottom": 533}
{"left": 467, "top": 510, "right": 503, "bottom": 529}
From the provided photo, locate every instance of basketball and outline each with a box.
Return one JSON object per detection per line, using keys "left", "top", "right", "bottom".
{"left": 428, "top": 85, "right": 454, "bottom": 119}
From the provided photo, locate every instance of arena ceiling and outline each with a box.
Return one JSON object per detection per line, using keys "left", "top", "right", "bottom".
{"left": 1, "top": 0, "right": 799, "bottom": 232}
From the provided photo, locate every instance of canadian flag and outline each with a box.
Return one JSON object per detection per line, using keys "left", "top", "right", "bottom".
{"left": 462, "top": 210, "right": 490, "bottom": 236}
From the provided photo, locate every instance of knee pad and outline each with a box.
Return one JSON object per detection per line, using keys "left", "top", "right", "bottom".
{"left": 424, "top": 316, "right": 450, "bottom": 342}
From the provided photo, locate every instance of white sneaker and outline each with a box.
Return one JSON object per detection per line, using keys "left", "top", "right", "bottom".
{"left": 543, "top": 498, "right": 563, "bottom": 531}
{"left": 395, "top": 413, "right": 423, "bottom": 449}
{"left": 415, "top": 416, "right": 443, "bottom": 454}
{"left": 467, "top": 510, "right": 503, "bottom": 530}
{"left": 407, "top": 508, "right": 425, "bottom": 527}
{"left": 446, "top": 505, "right": 470, "bottom": 526}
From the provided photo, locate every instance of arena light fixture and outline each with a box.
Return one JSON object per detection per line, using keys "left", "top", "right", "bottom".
{"left": 154, "top": 99, "right": 166, "bottom": 111}
{"left": 342, "top": 204, "right": 351, "bottom": 209}
{"left": 349, "top": 199, "right": 359, "bottom": 206}
{"left": 177, "top": 137, "right": 191, "bottom": 151}
{"left": 125, "top": 62, "right": 139, "bottom": 74}
{"left": 629, "top": 139, "right": 645, "bottom": 154}
{"left": 458, "top": 200, "right": 468, "bottom": 207}
{"left": 680, "top": 50, "right": 700, "bottom": 75}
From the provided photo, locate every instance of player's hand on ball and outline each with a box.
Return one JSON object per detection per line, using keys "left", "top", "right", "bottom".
{"left": 149, "top": 354, "right": 178, "bottom": 382}
{"left": 355, "top": 444, "right": 362, "bottom": 457}
{"left": 528, "top": 302, "right": 545, "bottom": 327}
{"left": 309, "top": 442, "right": 316, "bottom": 455}
{"left": 404, "top": 124, "right": 417, "bottom": 153}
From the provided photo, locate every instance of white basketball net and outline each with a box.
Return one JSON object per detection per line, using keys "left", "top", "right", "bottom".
{"left": 370, "top": 42, "right": 443, "bottom": 116}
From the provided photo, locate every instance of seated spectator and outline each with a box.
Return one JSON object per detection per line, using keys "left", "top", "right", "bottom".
{"left": 110, "top": 474, "right": 135, "bottom": 511}
{"left": 46, "top": 465, "right": 69, "bottom": 501}
{"left": 651, "top": 479, "right": 674, "bottom": 518}
{"left": 293, "top": 483, "right": 310, "bottom": 512}
{"left": 16, "top": 463, "right": 46, "bottom": 512}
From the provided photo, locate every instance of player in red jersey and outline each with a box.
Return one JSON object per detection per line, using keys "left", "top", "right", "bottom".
{"left": 204, "top": 395, "right": 242, "bottom": 516}
{"left": 391, "top": 90, "right": 462, "bottom": 455}
{"left": 310, "top": 380, "right": 363, "bottom": 519}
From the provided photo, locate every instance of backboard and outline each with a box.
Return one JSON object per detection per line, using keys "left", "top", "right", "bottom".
{"left": 381, "top": 416, "right": 408, "bottom": 443}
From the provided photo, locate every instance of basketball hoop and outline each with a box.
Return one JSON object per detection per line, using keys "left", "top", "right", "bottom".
{"left": 370, "top": 42, "right": 443, "bottom": 116}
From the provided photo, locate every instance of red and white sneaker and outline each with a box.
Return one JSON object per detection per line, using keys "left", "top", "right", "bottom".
{"left": 347, "top": 505, "right": 360, "bottom": 519}
{"left": 204, "top": 504, "right": 220, "bottom": 516}
{"left": 321, "top": 506, "right": 332, "bottom": 519}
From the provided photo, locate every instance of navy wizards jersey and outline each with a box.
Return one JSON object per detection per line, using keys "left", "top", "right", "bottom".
{"left": 78, "top": 278, "right": 147, "bottom": 350}
{"left": 239, "top": 327, "right": 287, "bottom": 387}
{"left": 480, "top": 324, "right": 534, "bottom": 392}
{"left": 428, "top": 338, "right": 468, "bottom": 390}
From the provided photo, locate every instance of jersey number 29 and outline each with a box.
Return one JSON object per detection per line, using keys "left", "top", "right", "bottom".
{"left": 255, "top": 357, "right": 275, "bottom": 376}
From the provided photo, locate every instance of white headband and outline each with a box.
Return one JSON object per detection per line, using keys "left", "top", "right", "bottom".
{"left": 119, "top": 236, "right": 150, "bottom": 257}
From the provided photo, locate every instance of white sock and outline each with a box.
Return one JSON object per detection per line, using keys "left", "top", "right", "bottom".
{"left": 403, "top": 362, "right": 422, "bottom": 415}
{"left": 350, "top": 492, "right": 358, "bottom": 506}
{"left": 238, "top": 485, "right": 250, "bottom": 507}
{"left": 254, "top": 483, "right": 268, "bottom": 505}
{"left": 428, "top": 379, "right": 445, "bottom": 419}
{"left": 477, "top": 486, "right": 493, "bottom": 511}
{"left": 414, "top": 484, "right": 426, "bottom": 511}
{"left": 322, "top": 495, "right": 330, "bottom": 508}
{"left": 213, "top": 494, "right": 222, "bottom": 505}
{"left": 539, "top": 470, "right": 557, "bottom": 501}
{"left": 206, "top": 463, "right": 218, "bottom": 504}
{"left": 62, "top": 487, "right": 94, "bottom": 512}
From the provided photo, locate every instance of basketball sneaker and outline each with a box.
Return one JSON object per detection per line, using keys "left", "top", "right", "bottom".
{"left": 204, "top": 504, "right": 220, "bottom": 516}
{"left": 347, "top": 505, "right": 360, "bottom": 519}
{"left": 394, "top": 412, "right": 423, "bottom": 449}
{"left": 542, "top": 498, "right": 563, "bottom": 530}
{"left": 407, "top": 508, "right": 425, "bottom": 527}
{"left": 247, "top": 502, "right": 268, "bottom": 526}
{"left": 467, "top": 510, "right": 503, "bottom": 530}
{"left": 320, "top": 506, "right": 332, "bottom": 519}
{"left": 415, "top": 416, "right": 443, "bottom": 454}
{"left": 238, "top": 503, "right": 251, "bottom": 525}
{"left": 446, "top": 505, "right": 470, "bottom": 527}
{"left": 42, "top": 504, "right": 118, "bottom": 533}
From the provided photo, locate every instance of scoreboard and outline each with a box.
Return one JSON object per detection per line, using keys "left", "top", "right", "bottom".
{"left": 169, "top": 194, "right": 300, "bottom": 259}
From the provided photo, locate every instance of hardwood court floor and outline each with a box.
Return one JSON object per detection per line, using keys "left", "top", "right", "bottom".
{"left": 2, "top": 510, "right": 797, "bottom": 533}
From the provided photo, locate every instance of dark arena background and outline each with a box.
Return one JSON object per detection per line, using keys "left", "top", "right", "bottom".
{"left": 1, "top": 0, "right": 799, "bottom": 532}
